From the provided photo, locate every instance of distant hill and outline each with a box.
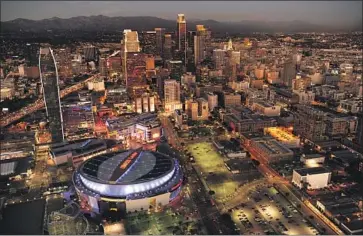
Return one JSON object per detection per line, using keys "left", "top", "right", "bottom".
{"left": 1, "top": 15, "right": 361, "bottom": 33}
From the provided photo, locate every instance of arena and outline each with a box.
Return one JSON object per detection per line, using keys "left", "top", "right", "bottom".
{"left": 73, "top": 149, "right": 183, "bottom": 215}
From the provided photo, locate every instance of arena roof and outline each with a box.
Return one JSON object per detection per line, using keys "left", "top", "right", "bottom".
{"left": 80, "top": 150, "right": 174, "bottom": 184}
{"left": 73, "top": 150, "right": 182, "bottom": 198}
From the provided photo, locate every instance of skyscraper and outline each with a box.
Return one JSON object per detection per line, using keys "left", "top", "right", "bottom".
{"left": 167, "top": 60, "right": 183, "bottom": 82}
{"left": 213, "top": 49, "right": 226, "bottom": 70}
{"left": 194, "top": 25, "right": 208, "bottom": 66}
{"left": 123, "top": 30, "right": 140, "bottom": 53}
{"left": 155, "top": 28, "right": 165, "bottom": 57}
{"left": 84, "top": 46, "right": 99, "bottom": 62}
{"left": 39, "top": 47, "right": 64, "bottom": 143}
{"left": 140, "top": 31, "right": 157, "bottom": 55}
{"left": 282, "top": 60, "right": 296, "bottom": 88}
{"left": 164, "top": 79, "right": 182, "bottom": 113}
{"left": 177, "top": 14, "right": 187, "bottom": 66}
{"left": 187, "top": 31, "right": 197, "bottom": 69}
{"left": 163, "top": 34, "right": 173, "bottom": 60}
{"left": 25, "top": 43, "right": 39, "bottom": 66}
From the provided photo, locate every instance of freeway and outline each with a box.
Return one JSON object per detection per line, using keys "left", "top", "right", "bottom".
{"left": 244, "top": 144, "right": 343, "bottom": 235}
{"left": 1, "top": 74, "right": 100, "bottom": 128}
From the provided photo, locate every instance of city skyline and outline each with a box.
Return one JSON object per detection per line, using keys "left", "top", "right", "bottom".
{"left": 1, "top": 1, "right": 362, "bottom": 28}
{"left": 1, "top": 2, "right": 362, "bottom": 235}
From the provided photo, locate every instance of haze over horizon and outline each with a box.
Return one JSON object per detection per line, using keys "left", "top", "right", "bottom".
{"left": 1, "top": 1, "right": 362, "bottom": 28}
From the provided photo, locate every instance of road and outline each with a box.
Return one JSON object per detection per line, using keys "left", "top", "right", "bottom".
{"left": 244, "top": 143, "right": 343, "bottom": 235}
{"left": 1, "top": 73, "right": 100, "bottom": 128}
{"left": 159, "top": 114, "right": 181, "bottom": 148}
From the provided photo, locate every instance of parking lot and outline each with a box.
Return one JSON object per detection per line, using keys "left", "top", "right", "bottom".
{"left": 230, "top": 185, "right": 320, "bottom": 235}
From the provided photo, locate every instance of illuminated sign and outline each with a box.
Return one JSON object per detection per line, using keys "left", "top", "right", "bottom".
{"left": 170, "top": 180, "right": 182, "bottom": 192}
{"left": 120, "top": 151, "right": 139, "bottom": 169}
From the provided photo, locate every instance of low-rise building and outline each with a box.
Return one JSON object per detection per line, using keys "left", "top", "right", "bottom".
{"left": 292, "top": 167, "right": 331, "bottom": 189}
{"left": 106, "top": 113, "right": 162, "bottom": 143}
{"left": 249, "top": 136, "right": 294, "bottom": 163}
{"left": 300, "top": 154, "right": 325, "bottom": 167}
{"left": 223, "top": 92, "right": 241, "bottom": 107}
{"left": 50, "top": 138, "right": 111, "bottom": 167}
{"left": 223, "top": 107, "right": 277, "bottom": 134}
{"left": 264, "top": 127, "right": 300, "bottom": 148}
{"left": 339, "top": 99, "right": 363, "bottom": 114}
{"left": 251, "top": 100, "right": 281, "bottom": 117}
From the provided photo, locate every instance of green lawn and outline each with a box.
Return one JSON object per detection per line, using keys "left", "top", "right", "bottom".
{"left": 187, "top": 142, "right": 239, "bottom": 201}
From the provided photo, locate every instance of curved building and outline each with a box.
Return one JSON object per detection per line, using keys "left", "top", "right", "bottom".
{"left": 73, "top": 149, "right": 183, "bottom": 214}
{"left": 39, "top": 47, "right": 64, "bottom": 143}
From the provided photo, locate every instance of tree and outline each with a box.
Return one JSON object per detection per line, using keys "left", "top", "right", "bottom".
{"left": 209, "top": 190, "right": 215, "bottom": 195}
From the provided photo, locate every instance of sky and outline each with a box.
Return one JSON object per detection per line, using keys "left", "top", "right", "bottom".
{"left": 1, "top": 1, "right": 362, "bottom": 27}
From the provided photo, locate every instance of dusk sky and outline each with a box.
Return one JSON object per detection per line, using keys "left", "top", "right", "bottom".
{"left": 1, "top": 1, "right": 362, "bottom": 27}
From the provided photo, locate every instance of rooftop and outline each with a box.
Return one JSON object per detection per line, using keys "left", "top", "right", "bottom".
{"left": 80, "top": 150, "right": 174, "bottom": 184}
{"left": 251, "top": 137, "right": 293, "bottom": 155}
{"left": 294, "top": 167, "right": 331, "bottom": 176}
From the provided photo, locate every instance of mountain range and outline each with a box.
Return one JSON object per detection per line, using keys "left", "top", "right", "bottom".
{"left": 1, "top": 15, "right": 361, "bottom": 33}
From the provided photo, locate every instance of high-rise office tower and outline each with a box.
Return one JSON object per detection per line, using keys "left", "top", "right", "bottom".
{"left": 164, "top": 79, "right": 181, "bottom": 103}
{"left": 155, "top": 28, "right": 165, "bottom": 57}
{"left": 123, "top": 30, "right": 140, "bottom": 53}
{"left": 231, "top": 51, "right": 241, "bottom": 65}
{"left": 282, "top": 60, "right": 296, "bottom": 87}
{"left": 163, "top": 34, "right": 173, "bottom": 60}
{"left": 213, "top": 49, "right": 226, "bottom": 70}
{"left": 167, "top": 60, "right": 183, "bottom": 82}
{"left": 39, "top": 47, "right": 64, "bottom": 143}
{"left": 164, "top": 79, "right": 182, "bottom": 113}
{"left": 99, "top": 57, "right": 108, "bottom": 76}
{"left": 177, "top": 14, "right": 187, "bottom": 66}
{"left": 140, "top": 31, "right": 157, "bottom": 55}
{"left": 84, "top": 46, "right": 98, "bottom": 62}
{"left": 25, "top": 43, "right": 39, "bottom": 66}
{"left": 194, "top": 25, "right": 209, "bottom": 66}
{"left": 125, "top": 52, "right": 147, "bottom": 88}
{"left": 187, "top": 31, "right": 197, "bottom": 68}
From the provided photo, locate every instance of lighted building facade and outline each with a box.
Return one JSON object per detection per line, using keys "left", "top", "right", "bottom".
{"left": 164, "top": 79, "right": 182, "bottom": 114}
{"left": 123, "top": 30, "right": 140, "bottom": 53}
